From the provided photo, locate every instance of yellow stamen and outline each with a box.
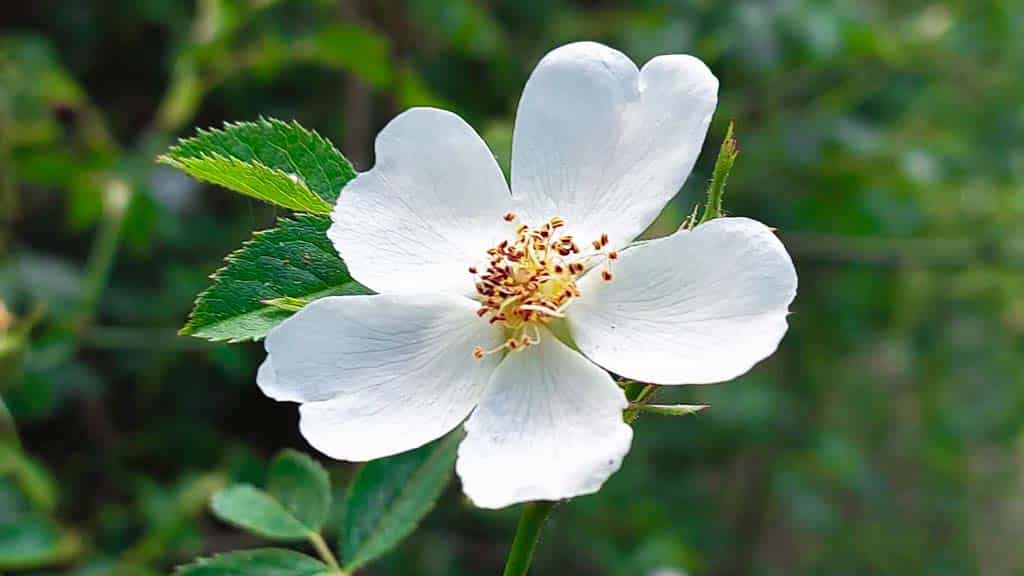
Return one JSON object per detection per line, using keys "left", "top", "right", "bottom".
{"left": 471, "top": 217, "right": 615, "bottom": 358}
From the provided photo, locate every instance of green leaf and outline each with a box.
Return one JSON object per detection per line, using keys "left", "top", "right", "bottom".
{"left": 180, "top": 214, "right": 370, "bottom": 342}
{"left": 210, "top": 485, "right": 309, "bottom": 541}
{"left": 159, "top": 153, "right": 331, "bottom": 213}
{"left": 0, "top": 514, "right": 80, "bottom": 570}
{"left": 174, "top": 548, "right": 330, "bottom": 576}
{"left": 342, "top": 432, "right": 460, "bottom": 571}
{"left": 158, "top": 117, "right": 355, "bottom": 210}
{"left": 267, "top": 450, "right": 331, "bottom": 533}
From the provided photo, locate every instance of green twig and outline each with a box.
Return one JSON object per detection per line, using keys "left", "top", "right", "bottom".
{"left": 699, "top": 121, "right": 739, "bottom": 224}
{"left": 502, "top": 501, "right": 556, "bottom": 576}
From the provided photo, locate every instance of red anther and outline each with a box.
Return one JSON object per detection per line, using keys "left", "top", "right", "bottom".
{"left": 503, "top": 212, "right": 517, "bottom": 222}
{"left": 601, "top": 270, "right": 613, "bottom": 281}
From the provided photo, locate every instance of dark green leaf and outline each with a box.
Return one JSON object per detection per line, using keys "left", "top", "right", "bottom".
{"left": 174, "top": 548, "right": 330, "bottom": 576}
{"left": 0, "top": 514, "right": 80, "bottom": 570}
{"left": 342, "top": 432, "right": 460, "bottom": 570}
{"left": 210, "top": 485, "right": 309, "bottom": 541}
{"left": 267, "top": 450, "right": 331, "bottom": 533}
{"left": 159, "top": 117, "right": 355, "bottom": 207}
{"left": 180, "top": 214, "right": 370, "bottom": 342}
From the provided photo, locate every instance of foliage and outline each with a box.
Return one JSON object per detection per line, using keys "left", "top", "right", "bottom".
{"left": 206, "top": 443, "right": 457, "bottom": 573}
{"left": 2, "top": 0, "right": 1023, "bottom": 574}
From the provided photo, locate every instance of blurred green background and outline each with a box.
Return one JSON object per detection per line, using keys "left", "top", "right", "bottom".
{"left": 2, "top": 0, "right": 1023, "bottom": 574}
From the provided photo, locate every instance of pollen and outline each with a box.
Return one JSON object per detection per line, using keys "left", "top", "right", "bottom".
{"left": 470, "top": 216, "right": 618, "bottom": 358}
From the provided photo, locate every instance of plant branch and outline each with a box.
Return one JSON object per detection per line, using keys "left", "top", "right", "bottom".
{"left": 502, "top": 501, "right": 556, "bottom": 576}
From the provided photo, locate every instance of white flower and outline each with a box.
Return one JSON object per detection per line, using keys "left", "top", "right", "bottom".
{"left": 257, "top": 42, "right": 797, "bottom": 509}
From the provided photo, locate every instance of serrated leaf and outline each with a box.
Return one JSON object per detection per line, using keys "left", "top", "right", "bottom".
{"left": 181, "top": 214, "right": 370, "bottom": 342}
{"left": 267, "top": 450, "right": 331, "bottom": 533}
{"left": 210, "top": 485, "right": 309, "bottom": 541}
{"left": 174, "top": 548, "right": 330, "bottom": 576}
{"left": 342, "top": 432, "right": 460, "bottom": 571}
{"left": 160, "top": 117, "right": 354, "bottom": 207}
{"left": 159, "top": 153, "right": 331, "bottom": 213}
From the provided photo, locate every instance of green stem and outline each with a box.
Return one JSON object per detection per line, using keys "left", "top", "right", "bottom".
{"left": 622, "top": 382, "right": 657, "bottom": 423}
{"left": 309, "top": 532, "right": 346, "bottom": 575}
{"left": 73, "top": 178, "right": 132, "bottom": 334}
{"left": 502, "top": 501, "right": 556, "bottom": 576}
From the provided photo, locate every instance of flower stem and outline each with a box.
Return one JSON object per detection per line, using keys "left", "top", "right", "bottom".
{"left": 308, "top": 532, "right": 346, "bottom": 575}
{"left": 502, "top": 501, "right": 556, "bottom": 576}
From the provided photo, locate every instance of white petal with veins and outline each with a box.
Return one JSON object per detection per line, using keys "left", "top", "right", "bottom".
{"left": 568, "top": 217, "right": 798, "bottom": 385}
{"left": 457, "top": 328, "right": 633, "bottom": 508}
{"left": 511, "top": 42, "right": 718, "bottom": 249}
{"left": 330, "top": 107, "right": 513, "bottom": 296}
{"left": 258, "top": 294, "right": 504, "bottom": 461}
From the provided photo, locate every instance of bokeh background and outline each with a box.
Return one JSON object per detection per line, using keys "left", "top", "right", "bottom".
{"left": 2, "top": 1, "right": 1023, "bottom": 574}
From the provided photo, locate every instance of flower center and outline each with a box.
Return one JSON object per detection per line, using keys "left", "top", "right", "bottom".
{"left": 470, "top": 213, "right": 617, "bottom": 358}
